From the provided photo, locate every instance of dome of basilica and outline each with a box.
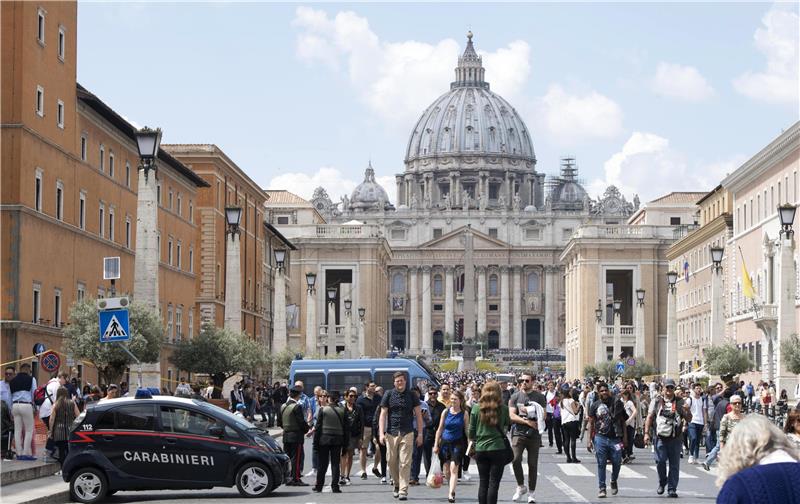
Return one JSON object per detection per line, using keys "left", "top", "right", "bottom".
{"left": 349, "top": 162, "right": 391, "bottom": 212}
{"left": 404, "top": 32, "right": 535, "bottom": 167}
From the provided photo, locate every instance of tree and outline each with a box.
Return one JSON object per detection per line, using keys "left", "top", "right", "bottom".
{"left": 583, "top": 360, "right": 618, "bottom": 380}
{"left": 704, "top": 343, "right": 754, "bottom": 377}
{"left": 170, "top": 323, "right": 268, "bottom": 398}
{"left": 268, "top": 348, "right": 297, "bottom": 382}
{"left": 622, "top": 357, "right": 658, "bottom": 380}
{"left": 65, "top": 299, "right": 161, "bottom": 384}
{"left": 782, "top": 334, "right": 800, "bottom": 375}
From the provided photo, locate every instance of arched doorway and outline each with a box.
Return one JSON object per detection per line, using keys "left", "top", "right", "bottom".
{"left": 488, "top": 330, "right": 499, "bottom": 350}
{"left": 391, "top": 319, "right": 406, "bottom": 351}
{"left": 525, "top": 319, "right": 541, "bottom": 350}
{"left": 433, "top": 330, "right": 444, "bottom": 351}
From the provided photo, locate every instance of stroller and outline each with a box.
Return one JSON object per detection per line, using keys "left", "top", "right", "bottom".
{"left": 1, "top": 400, "right": 15, "bottom": 459}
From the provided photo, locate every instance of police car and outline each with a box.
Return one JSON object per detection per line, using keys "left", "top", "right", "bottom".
{"left": 62, "top": 390, "right": 289, "bottom": 503}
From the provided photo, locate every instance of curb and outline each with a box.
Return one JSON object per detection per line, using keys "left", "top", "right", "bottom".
{"left": 0, "top": 462, "right": 60, "bottom": 485}
{"left": 13, "top": 490, "right": 70, "bottom": 504}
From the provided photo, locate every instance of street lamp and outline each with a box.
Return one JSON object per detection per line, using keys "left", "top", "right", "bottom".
{"left": 710, "top": 246, "right": 725, "bottom": 273}
{"left": 613, "top": 299, "right": 622, "bottom": 313}
{"left": 358, "top": 307, "right": 366, "bottom": 321}
{"left": 305, "top": 272, "right": 317, "bottom": 294}
{"left": 134, "top": 126, "right": 162, "bottom": 178}
{"left": 225, "top": 206, "right": 242, "bottom": 235}
{"left": 595, "top": 304, "right": 603, "bottom": 322}
{"left": 274, "top": 249, "right": 286, "bottom": 272}
{"left": 344, "top": 298, "right": 352, "bottom": 316}
{"left": 327, "top": 287, "right": 337, "bottom": 302}
{"left": 778, "top": 203, "right": 797, "bottom": 238}
{"left": 667, "top": 270, "right": 678, "bottom": 293}
{"left": 636, "top": 288, "right": 645, "bottom": 306}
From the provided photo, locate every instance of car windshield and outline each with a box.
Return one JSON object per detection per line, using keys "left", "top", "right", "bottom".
{"left": 193, "top": 400, "right": 256, "bottom": 430}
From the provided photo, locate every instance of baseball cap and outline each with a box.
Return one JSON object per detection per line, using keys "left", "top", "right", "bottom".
{"left": 664, "top": 378, "right": 676, "bottom": 388}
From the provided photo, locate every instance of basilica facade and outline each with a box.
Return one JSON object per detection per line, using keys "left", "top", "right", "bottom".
{"left": 267, "top": 33, "right": 638, "bottom": 357}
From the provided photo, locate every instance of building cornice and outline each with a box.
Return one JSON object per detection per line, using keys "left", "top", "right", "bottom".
{"left": 162, "top": 145, "right": 265, "bottom": 199}
{"left": 722, "top": 121, "right": 800, "bottom": 193}
{"left": 667, "top": 214, "right": 733, "bottom": 260}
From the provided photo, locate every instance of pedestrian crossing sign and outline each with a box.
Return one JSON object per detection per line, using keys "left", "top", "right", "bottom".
{"left": 99, "top": 309, "right": 130, "bottom": 342}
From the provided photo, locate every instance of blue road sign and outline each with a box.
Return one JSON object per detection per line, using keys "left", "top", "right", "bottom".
{"left": 616, "top": 361, "right": 625, "bottom": 374}
{"left": 99, "top": 309, "right": 130, "bottom": 342}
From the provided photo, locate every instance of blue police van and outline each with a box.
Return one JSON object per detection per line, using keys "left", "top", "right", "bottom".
{"left": 289, "top": 357, "right": 440, "bottom": 396}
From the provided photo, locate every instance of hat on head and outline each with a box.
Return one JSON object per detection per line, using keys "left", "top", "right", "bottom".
{"left": 664, "top": 378, "right": 677, "bottom": 388}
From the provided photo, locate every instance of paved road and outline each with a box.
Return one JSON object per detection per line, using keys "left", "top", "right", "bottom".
{"left": 64, "top": 439, "right": 722, "bottom": 504}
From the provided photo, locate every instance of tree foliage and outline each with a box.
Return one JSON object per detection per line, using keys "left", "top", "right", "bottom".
{"left": 704, "top": 343, "right": 754, "bottom": 377}
{"left": 583, "top": 360, "right": 618, "bottom": 380}
{"left": 782, "top": 334, "right": 800, "bottom": 375}
{"left": 170, "top": 324, "right": 268, "bottom": 396}
{"left": 268, "top": 348, "right": 297, "bottom": 382}
{"left": 622, "top": 357, "right": 658, "bottom": 380}
{"left": 65, "top": 299, "right": 161, "bottom": 384}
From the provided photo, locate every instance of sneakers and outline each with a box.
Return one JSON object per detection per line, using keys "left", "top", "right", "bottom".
{"left": 657, "top": 485, "right": 665, "bottom": 495}
{"left": 527, "top": 495, "right": 536, "bottom": 503}
{"left": 512, "top": 486, "right": 528, "bottom": 502}
{"left": 668, "top": 490, "right": 678, "bottom": 498}
{"left": 372, "top": 467, "right": 382, "bottom": 478}
{"left": 598, "top": 488, "right": 607, "bottom": 498}
{"left": 361, "top": 472, "right": 368, "bottom": 480}
{"left": 461, "top": 473, "right": 471, "bottom": 481}
{"left": 610, "top": 480, "right": 618, "bottom": 495}
{"left": 398, "top": 496, "right": 407, "bottom": 502}
{"left": 393, "top": 487, "right": 400, "bottom": 499}
{"left": 332, "top": 487, "right": 342, "bottom": 493}
{"left": 306, "top": 469, "right": 317, "bottom": 477}
{"left": 702, "top": 462, "right": 710, "bottom": 471}
{"left": 688, "top": 456, "right": 696, "bottom": 464}
{"left": 345, "top": 477, "right": 351, "bottom": 486}
{"left": 381, "top": 477, "right": 387, "bottom": 484}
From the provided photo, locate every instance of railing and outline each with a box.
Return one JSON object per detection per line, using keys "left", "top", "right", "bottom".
{"left": 602, "top": 325, "right": 635, "bottom": 335}
{"left": 571, "top": 225, "right": 677, "bottom": 240}
{"left": 673, "top": 224, "right": 700, "bottom": 240}
{"left": 753, "top": 303, "right": 777, "bottom": 321}
{"left": 277, "top": 224, "right": 383, "bottom": 239}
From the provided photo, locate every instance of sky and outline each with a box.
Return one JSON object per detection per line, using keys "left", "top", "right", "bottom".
{"left": 77, "top": 1, "right": 800, "bottom": 204}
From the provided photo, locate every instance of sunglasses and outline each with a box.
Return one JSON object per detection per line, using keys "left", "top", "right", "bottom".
{"left": 520, "top": 379, "right": 531, "bottom": 383}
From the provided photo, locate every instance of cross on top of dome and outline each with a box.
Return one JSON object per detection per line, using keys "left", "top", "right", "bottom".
{"left": 452, "top": 31, "right": 488, "bottom": 90}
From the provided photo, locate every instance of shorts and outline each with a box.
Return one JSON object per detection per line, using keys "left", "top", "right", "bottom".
{"left": 362, "top": 427, "right": 373, "bottom": 447}
{"left": 347, "top": 436, "right": 361, "bottom": 451}
{"left": 438, "top": 439, "right": 465, "bottom": 464}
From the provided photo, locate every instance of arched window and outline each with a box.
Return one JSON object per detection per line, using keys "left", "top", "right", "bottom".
{"left": 489, "top": 274, "right": 498, "bottom": 296}
{"left": 392, "top": 272, "right": 406, "bottom": 294}
{"left": 527, "top": 272, "right": 540, "bottom": 293}
{"left": 488, "top": 330, "right": 499, "bottom": 350}
{"left": 433, "top": 274, "right": 443, "bottom": 296}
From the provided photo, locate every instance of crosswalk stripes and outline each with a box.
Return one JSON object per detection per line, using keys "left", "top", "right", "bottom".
{"left": 617, "top": 465, "right": 647, "bottom": 478}
{"left": 556, "top": 463, "right": 594, "bottom": 477}
{"left": 648, "top": 465, "right": 699, "bottom": 479}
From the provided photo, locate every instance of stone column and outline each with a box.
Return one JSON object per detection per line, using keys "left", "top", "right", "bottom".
{"left": 396, "top": 176, "right": 405, "bottom": 208}
{"left": 133, "top": 166, "right": 160, "bottom": 389}
{"left": 327, "top": 298, "right": 337, "bottom": 354}
{"left": 777, "top": 234, "right": 798, "bottom": 399}
{"left": 409, "top": 266, "right": 419, "bottom": 354}
{"left": 344, "top": 309, "right": 353, "bottom": 358}
{"left": 500, "top": 266, "right": 510, "bottom": 348}
{"left": 422, "top": 266, "right": 432, "bottom": 353}
{"left": 612, "top": 306, "right": 621, "bottom": 361}
{"left": 710, "top": 266, "right": 725, "bottom": 346}
{"left": 224, "top": 232, "right": 242, "bottom": 331}
{"left": 595, "top": 302, "right": 605, "bottom": 364}
{"left": 667, "top": 285, "right": 679, "bottom": 378}
{"left": 305, "top": 278, "right": 316, "bottom": 357}
{"left": 544, "top": 266, "right": 559, "bottom": 349}
{"left": 445, "top": 267, "right": 455, "bottom": 342}
{"left": 273, "top": 268, "right": 287, "bottom": 352}
{"left": 635, "top": 297, "right": 645, "bottom": 357}
{"left": 477, "top": 266, "right": 487, "bottom": 338}
{"left": 358, "top": 316, "right": 366, "bottom": 357}
{"left": 512, "top": 266, "right": 522, "bottom": 349}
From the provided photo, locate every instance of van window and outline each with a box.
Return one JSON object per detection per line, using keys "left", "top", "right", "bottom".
{"left": 374, "top": 371, "right": 408, "bottom": 392}
{"left": 327, "top": 371, "right": 371, "bottom": 394}
{"left": 96, "top": 405, "right": 156, "bottom": 431}
{"left": 294, "top": 372, "right": 325, "bottom": 396}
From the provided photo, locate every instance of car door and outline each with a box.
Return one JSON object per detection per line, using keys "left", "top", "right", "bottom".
{"left": 158, "top": 405, "right": 234, "bottom": 483}
{"left": 94, "top": 404, "right": 160, "bottom": 481}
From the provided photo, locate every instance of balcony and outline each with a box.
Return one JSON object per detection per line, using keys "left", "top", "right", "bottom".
{"left": 752, "top": 303, "right": 778, "bottom": 334}
{"left": 276, "top": 224, "right": 383, "bottom": 240}
{"left": 603, "top": 325, "right": 635, "bottom": 336}
{"left": 571, "top": 225, "right": 677, "bottom": 241}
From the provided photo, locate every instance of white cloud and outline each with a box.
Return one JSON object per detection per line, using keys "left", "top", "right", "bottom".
{"left": 651, "top": 62, "right": 715, "bottom": 101}
{"left": 292, "top": 6, "right": 531, "bottom": 126}
{"left": 587, "top": 132, "right": 744, "bottom": 202}
{"left": 266, "top": 166, "right": 397, "bottom": 204}
{"left": 538, "top": 84, "right": 624, "bottom": 142}
{"left": 733, "top": 4, "right": 799, "bottom": 104}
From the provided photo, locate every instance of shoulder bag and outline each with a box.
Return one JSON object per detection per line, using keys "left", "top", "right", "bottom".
{"left": 495, "top": 409, "right": 514, "bottom": 465}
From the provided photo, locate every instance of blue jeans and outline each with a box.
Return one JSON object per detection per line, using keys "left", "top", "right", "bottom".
{"left": 593, "top": 435, "right": 622, "bottom": 489}
{"left": 687, "top": 423, "right": 703, "bottom": 459}
{"left": 411, "top": 439, "right": 423, "bottom": 481}
{"left": 704, "top": 438, "right": 720, "bottom": 467}
{"left": 705, "top": 428, "right": 717, "bottom": 455}
{"left": 655, "top": 436, "right": 682, "bottom": 491}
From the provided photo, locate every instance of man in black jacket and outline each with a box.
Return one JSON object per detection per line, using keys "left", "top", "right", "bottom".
{"left": 280, "top": 385, "right": 310, "bottom": 486}
{"left": 422, "top": 386, "right": 445, "bottom": 479}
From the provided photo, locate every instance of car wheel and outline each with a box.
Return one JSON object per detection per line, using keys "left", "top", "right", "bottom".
{"left": 235, "top": 462, "right": 272, "bottom": 497}
{"left": 69, "top": 467, "right": 108, "bottom": 503}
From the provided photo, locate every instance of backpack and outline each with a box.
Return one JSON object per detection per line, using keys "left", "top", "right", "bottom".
{"left": 33, "top": 384, "right": 53, "bottom": 407}
{"left": 655, "top": 399, "right": 683, "bottom": 438}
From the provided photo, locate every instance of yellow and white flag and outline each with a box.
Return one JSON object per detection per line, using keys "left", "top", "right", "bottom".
{"left": 739, "top": 246, "right": 755, "bottom": 300}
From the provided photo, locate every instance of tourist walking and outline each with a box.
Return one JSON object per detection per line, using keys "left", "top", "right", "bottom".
{"left": 279, "top": 385, "right": 310, "bottom": 486}
{"left": 410, "top": 387, "right": 431, "bottom": 486}
{"left": 508, "top": 372, "right": 546, "bottom": 503}
{"left": 644, "top": 378, "right": 692, "bottom": 498}
{"left": 379, "top": 372, "right": 424, "bottom": 501}
{"left": 340, "top": 389, "right": 363, "bottom": 486}
{"left": 715, "top": 414, "right": 800, "bottom": 503}
{"left": 587, "top": 382, "right": 628, "bottom": 499}
{"left": 703, "top": 394, "right": 744, "bottom": 471}
{"left": 469, "top": 380, "right": 511, "bottom": 504}
{"left": 685, "top": 383, "right": 707, "bottom": 465}
{"left": 621, "top": 388, "right": 638, "bottom": 463}
{"left": 47, "top": 387, "right": 79, "bottom": 470}
{"left": 9, "top": 363, "right": 37, "bottom": 460}
{"left": 357, "top": 381, "right": 382, "bottom": 479}
{"left": 423, "top": 386, "right": 445, "bottom": 479}
{"left": 559, "top": 387, "right": 581, "bottom": 463}
{"left": 433, "top": 390, "right": 469, "bottom": 503}
{"left": 313, "top": 390, "right": 348, "bottom": 493}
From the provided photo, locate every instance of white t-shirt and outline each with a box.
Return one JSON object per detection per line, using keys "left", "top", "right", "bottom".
{"left": 686, "top": 394, "right": 705, "bottom": 425}
{"left": 624, "top": 400, "right": 638, "bottom": 427}
{"left": 560, "top": 398, "right": 579, "bottom": 423}
{"left": 546, "top": 390, "right": 556, "bottom": 413}
{"left": 38, "top": 378, "right": 61, "bottom": 419}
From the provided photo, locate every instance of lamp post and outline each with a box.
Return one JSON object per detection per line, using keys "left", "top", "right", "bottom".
{"left": 305, "top": 272, "right": 317, "bottom": 357}
{"left": 666, "top": 270, "right": 679, "bottom": 378}
{"left": 776, "top": 204, "right": 798, "bottom": 399}
{"left": 612, "top": 298, "right": 622, "bottom": 361}
{"left": 358, "top": 307, "right": 366, "bottom": 357}
{"left": 595, "top": 299, "right": 605, "bottom": 364}
{"left": 710, "top": 246, "right": 725, "bottom": 347}
{"left": 272, "top": 248, "right": 288, "bottom": 352}
{"left": 326, "top": 287, "right": 337, "bottom": 355}
{"left": 344, "top": 298, "right": 353, "bottom": 358}
{"left": 635, "top": 289, "right": 645, "bottom": 357}
{"left": 132, "top": 126, "right": 162, "bottom": 391}
{"left": 223, "top": 206, "right": 242, "bottom": 332}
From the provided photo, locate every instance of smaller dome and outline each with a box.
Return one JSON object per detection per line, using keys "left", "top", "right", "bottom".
{"left": 350, "top": 162, "right": 390, "bottom": 212}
